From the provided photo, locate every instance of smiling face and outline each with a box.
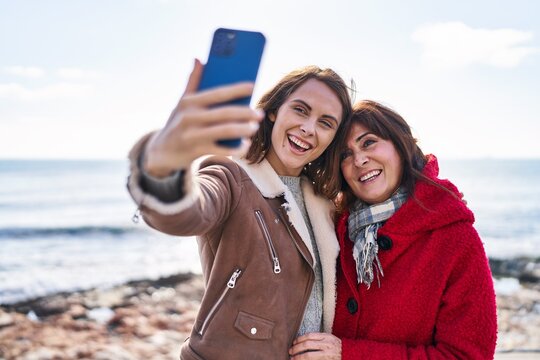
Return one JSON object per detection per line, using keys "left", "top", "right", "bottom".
{"left": 265, "top": 78, "right": 343, "bottom": 176}
{"left": 340, "top": 122, "right": 403, "bottom": 204}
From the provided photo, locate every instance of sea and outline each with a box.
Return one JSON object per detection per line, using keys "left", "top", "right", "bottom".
{"left": 0, "top": 158, "right": 539, "bottom": 305}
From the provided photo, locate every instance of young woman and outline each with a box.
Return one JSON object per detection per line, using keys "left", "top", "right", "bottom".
{"left": 289, "top": 100, "right": 497, "bottom": 359}
{"left": 127, "top": 60, "right": 352, "bottom": 359}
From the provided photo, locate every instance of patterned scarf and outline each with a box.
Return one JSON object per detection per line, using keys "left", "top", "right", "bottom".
{"left": 348, "top": 188, "right": 408, "bottom": 288}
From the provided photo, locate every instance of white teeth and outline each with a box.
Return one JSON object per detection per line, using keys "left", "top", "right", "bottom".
{"left": 288, "top": 135, "right": 311, "bottom": 150}
{"left": 360, "top": 170, "right": 381, "bottom": 182}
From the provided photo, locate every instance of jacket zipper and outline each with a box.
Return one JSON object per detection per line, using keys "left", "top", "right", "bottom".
{"left": 255, "top": 210, "right": 282, "bottom": 274}
{"left": 198, "top": 268, "right": 242, "bottom": 336}
{"left": 277, "top": 208, "right": 314, "bottom": 269}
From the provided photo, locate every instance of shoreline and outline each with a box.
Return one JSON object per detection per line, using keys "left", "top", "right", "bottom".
{"left": 1, "top": 258, "right": 539, "bottom": 359}
{"left": 2, "top": 256, "right": 538, "bottom": 309}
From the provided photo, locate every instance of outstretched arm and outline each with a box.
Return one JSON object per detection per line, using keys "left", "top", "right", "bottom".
{"left": 127, "top": 59, "right": 263, "bottom": 235}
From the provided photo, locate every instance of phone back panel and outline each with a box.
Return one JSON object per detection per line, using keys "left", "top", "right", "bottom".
{"left": 198, "top": 28, "right": 266, "bottom": 106}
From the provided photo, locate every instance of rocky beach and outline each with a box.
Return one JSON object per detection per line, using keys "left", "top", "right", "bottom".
{"left": 1, "top": 258, "right": 539, "bottom": 360}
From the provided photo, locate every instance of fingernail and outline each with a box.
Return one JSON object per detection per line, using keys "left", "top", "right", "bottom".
{"left": 255, "top": 109, "right": 265, "bottom": 119}
{"left": 250, "top": 121, "right": 260, "bottom": 131}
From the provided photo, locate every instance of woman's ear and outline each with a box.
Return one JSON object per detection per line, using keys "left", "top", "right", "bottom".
{"left": 268, "top": 112, "right": 276, "bottom": 123}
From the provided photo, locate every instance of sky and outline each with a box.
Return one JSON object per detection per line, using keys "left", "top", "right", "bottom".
{"left": 1, "top": 0, "right": 539, "bottom": 160}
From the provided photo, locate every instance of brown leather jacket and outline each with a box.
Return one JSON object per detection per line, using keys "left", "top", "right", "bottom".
{"left": 127, "top": 135, "right": 339, "bottom": 360}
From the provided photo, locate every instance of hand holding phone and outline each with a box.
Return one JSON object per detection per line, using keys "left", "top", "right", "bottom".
{"left": 198, "top": 28, "right": 266, "bottom": 148}
{"left": 142, "top": 29, "right": 265, "bottom": 177}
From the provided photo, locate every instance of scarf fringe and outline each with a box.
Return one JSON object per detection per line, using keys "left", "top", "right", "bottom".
{"left": 348, "top": 188, "right": 408, "bottom": 289}
{"left": 355, "top": 226, "right": 384, "bottom": 289}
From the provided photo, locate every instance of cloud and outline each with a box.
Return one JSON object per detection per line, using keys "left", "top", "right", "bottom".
{"left": 412, "top": 22, "right": 539, "bottom": 69}
{"left": 56, "top": 67, "right": 100, "bottom": 80}
{"left": 3, "top": 66, "right": 101, "bottom": 80}
{"left": 3, "top": 66, "right": 45, "bottom": 78}
{"left": 0, "top": 82, "right": 92, "bottom": 101}
{"left": 0, "top": 67, "right": 99, "bottom": 100}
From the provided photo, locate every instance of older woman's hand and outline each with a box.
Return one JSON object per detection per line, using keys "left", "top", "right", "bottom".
{"left": 289, "top": 333, "right": 341, "bottom": 359}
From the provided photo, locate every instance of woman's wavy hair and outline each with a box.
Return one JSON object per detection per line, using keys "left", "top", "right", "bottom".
{"left": 245, "top": 65, "right": 353, "bottom": 199}
{"left": 335, "top": 100, "right": 454, "bottom": 212}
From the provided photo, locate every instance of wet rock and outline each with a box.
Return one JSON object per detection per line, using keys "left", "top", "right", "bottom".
{"left": 490, "top": 258, "right": 540, "bottom": 283}
{"left": 30, "top": 295, "right": 71, "bottom": 317}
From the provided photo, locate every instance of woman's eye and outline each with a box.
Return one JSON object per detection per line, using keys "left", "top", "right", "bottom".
{"left": 362, "top": 139, "right": 376, "bottom": 148}
{"left": 294, "top": 106, "right": 307, "bottom": 115}
{"left": 319, "top": 119, "right": 333, "bottom": 129}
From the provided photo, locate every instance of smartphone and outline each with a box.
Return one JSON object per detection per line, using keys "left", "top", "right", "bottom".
{"left": 198, "top": 28, "right": 266, "bottom": 148}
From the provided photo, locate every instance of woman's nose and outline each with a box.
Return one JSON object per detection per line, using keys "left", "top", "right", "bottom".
{"left": 300, "top": 118, "right": 316, "bottom": 135}
{"left": 354, "top": 153, "right": 368, "bottom": 167}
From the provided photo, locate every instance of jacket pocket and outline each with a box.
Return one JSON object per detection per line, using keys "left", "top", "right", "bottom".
{"left": 234, "top": 310, "right": 275, "bottom": 340}
{"left": 254, "top": 210, "right": 282, "bottom": 274}
{"left": 197, "top": 268, "right": 242, "bottom": 336}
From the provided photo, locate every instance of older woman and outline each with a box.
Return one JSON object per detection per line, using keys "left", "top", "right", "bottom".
{"left": 290, "top": 100, "right": 497, "bottom": 359}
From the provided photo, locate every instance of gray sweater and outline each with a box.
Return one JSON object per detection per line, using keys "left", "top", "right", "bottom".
{"left": 279, "top": 176, "right": 324, "bottom": 336}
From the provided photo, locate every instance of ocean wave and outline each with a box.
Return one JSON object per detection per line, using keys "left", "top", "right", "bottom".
{"left": 0, "top": 226, "right": 142, "bottom": 239}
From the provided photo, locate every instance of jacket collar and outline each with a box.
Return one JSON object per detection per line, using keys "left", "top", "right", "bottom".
{"left": 234, "top": 157, "right": 316, "bottom": 258}
{"left": 233, "top": 157, "right": 288, "bottom": 198}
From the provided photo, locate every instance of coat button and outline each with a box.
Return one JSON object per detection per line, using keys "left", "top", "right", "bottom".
{"left": 250, "top": 327, "right": 257, "bottom": 335}
{"left": 377, "top": 235, "right": 393, "bottom": 250}
{"left": 347, "top": 298, "right": 358, "bottom": 314}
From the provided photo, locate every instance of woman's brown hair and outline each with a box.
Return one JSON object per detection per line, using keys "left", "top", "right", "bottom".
{"left": 335, "top": 100, "right": 455, "bottom": 211}
{"left": 245, "top": 65, "right": 353, "bottom": 199}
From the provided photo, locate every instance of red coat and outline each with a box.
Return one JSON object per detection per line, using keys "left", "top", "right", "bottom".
{"left": 333, "top": 155, "right": 497, "bottom": 359}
